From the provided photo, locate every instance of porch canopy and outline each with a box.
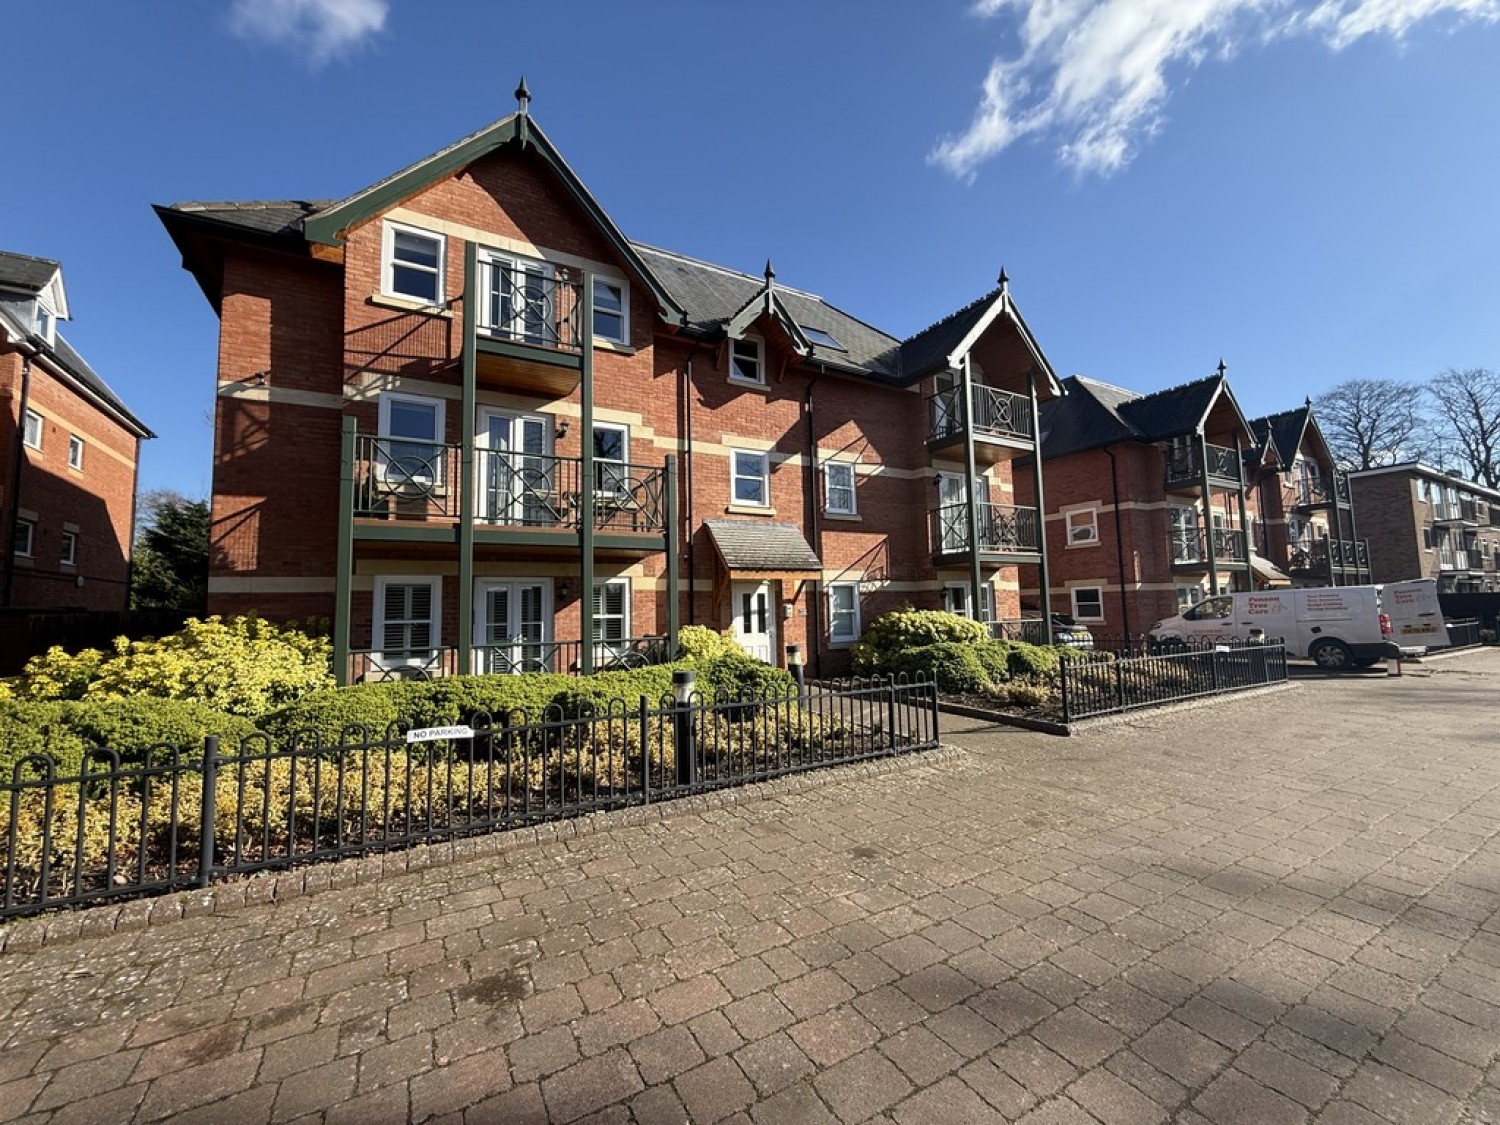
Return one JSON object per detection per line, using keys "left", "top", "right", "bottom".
{"left": 705, "top": 520, "right": 822, "bottom": 578}
{"left": 1249, "top": 552, "right": 1293, "bottom": 587}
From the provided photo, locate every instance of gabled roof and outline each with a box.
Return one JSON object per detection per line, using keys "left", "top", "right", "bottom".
{"left": 1039, "top": 372, "right": 1254, "bottom": 460}
{"left": 897, "top": 282, "right": 1063, "bottom": 398}
{"left": 0, "top": 250, "right": 69, "bottom": 320}
{"left": 47, "top": 333, "right": 154, "bottom": 437}
{"left": 724, "top": 269, "right": 813, "bottom": 356}
{"left": 1248, "top": 404, "right": 1336, "bottom": 471}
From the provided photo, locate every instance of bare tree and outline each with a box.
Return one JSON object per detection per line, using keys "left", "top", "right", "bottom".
{"left": 1312, "top": 378, "right": 1428, "bottom": 470}
{"left": 1427, "top": 367, "right": 1500, "bottom": 488}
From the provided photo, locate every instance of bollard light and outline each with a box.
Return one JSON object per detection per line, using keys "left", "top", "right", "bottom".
{"left": 786, "top": 644, "right": 806, "bottom": 691}
{"left": 672, "top": 668, "right": 696, "bottom": 704}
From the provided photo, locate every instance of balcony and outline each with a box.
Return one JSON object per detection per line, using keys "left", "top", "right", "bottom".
{"left": 1287, "top": 470, "right": 1351, "bottom": 510}
{"left": 1439, "top": 550, "right": 1471, "bottom": 572}
{"left": 348, "top": 636, "right": 671, "bottom": 682}
{"left": 1288, "top": 538, "right": 1371, "bottom": 579}
{"left": 1433, "top": 499, "right": 1480, "bottom": 526}
{"left": 930, "top": 502, "right": 1041, "bottom": 562}
{"left": 351, "top": 434, "right": 667, "bottom": 545}
{"left": 1169, "top": 527, "right": 1248, "bottom": 569}
{"left": 471, "top": 261, "right": 586, "bottom": 396}
{"left": 1164, "top": 442, "right": 1242, "bottom": 493}
{"left": 927, "top": 384, "right": 1035, "bottom": 464}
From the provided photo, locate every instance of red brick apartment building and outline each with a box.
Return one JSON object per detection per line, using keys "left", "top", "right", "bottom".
{"left": 1, "top": 251, "right": 152, "bottom": 613}
{"left": 1016, "top": 371, "right": 1273, "bottom": 636}
{"left": 157, "top": 92, "right": 1067, "bottom": 682}
{"left": 1247, "top": 403, "right": 1371, "bottom": 589}
{"left": 1349, "top": 463, "right": 1500, "bottom": 592}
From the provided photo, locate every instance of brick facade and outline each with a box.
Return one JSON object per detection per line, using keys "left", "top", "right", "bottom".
{"left": 1350, "top": 464, "right": 1500, "bottom": 592}
{"left": 162, "top": 113, "right": 1054, "bottom": 680}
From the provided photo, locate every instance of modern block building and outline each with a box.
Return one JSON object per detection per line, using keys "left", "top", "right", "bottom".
{"left": 1349, "top": 463, "right": 1500, "bottom": 592}
{"left": 157, "top": 91, "right": 1065, "bottom": 682}
{"left": 1, "top": 251, "right": 152, "bottom": 612}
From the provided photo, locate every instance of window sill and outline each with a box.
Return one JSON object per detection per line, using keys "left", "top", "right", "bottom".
{"left": 1065, "top": 540, "right": 1100, "bottom": 549}
{"left": 369, "top": 293, "right": 452, "bottom": 317}
{"left": 725, "top": 504, "right": 776, "bottom": 517}
{"left": 594, "top": 339, "right": 637, "bottom": 355}
{"left": 824, "top": 512, "right": 861, "bottom": 523}
{"left": 727, "top": 376, "right": 768, "bottom": 391}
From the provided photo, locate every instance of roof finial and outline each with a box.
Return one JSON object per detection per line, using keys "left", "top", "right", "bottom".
{"left": 1216, "top": 357, "right": 1227, "bottom": 378}
{"left": 998, "top": 267, "right": 1009, "bottom": 293}
{"left": 764, "top": 259, "right": 776, "bottom": 286}
{"left": 515, "top": 77, "right": 531, "bottom": 116}
{"left": 1305, "top": 395, "right": 1312, "bottom": 408}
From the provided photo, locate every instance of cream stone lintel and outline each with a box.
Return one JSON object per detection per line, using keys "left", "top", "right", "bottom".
{"left": 22, "top": 402, "right": 137, "bottom": 470}
{"left": 208, "top": 577, "right": 338, "bottom": 595}
{"left": 386, "top": 207, "right": 628, "bottom": 286}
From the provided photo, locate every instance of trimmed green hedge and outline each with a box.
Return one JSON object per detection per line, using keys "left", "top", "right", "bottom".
{"left": 850, "top": 609, "right": 987, "bottom": 674}
{"left": 0, "top": 698, "right": 257, "bottom": 777}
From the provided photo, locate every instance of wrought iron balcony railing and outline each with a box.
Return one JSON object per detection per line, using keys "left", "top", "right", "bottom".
{"left": 475, "top": 259, "right": 584, "bottom": 353}
{"left": 930, "top": 502, "right": 1041, "bottom": 556}
{"left": 1169, "top": 528, "right": 1248, "bottom": 565}
{"left": 349, "top": 636, "right": 672, "bottom": 682}
{"left": 928, "top": 384, "right": 1034, "bottom": 445}
{"left": 1165, "top": 442, "right": 1242, "bottom": 489}
{"left": 352, "top": 435, "right": 666, "bottom": 534}
{"left": 990, "top": 619, "right": 1046, "bottom": 645}
{"left": 1287, "top": 470, "right": 1351, "bottom": 508}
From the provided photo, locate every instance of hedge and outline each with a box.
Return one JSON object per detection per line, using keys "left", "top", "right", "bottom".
{"left": 0, "top": 698, "right": 257, "bottom": 778}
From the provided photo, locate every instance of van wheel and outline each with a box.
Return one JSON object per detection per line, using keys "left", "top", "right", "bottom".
{"left": 1310, "top": 639, "right": 1354, "bottom": 670}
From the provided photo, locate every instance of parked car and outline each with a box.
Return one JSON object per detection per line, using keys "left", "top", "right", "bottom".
{"left": 1050, "top": 613, "right": 1095, "bottom": 651}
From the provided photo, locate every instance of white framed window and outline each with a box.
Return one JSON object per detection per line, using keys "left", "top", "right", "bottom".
{"left": 22, "top": 409, "right": 42, "bottom": 450}
{"left": 594, "top": 424, "right": 629, "bottom": 495}
{"left": 1071, "top": 586, "right": 1104, "bottom": 622}
{"left": 13, "top": 518, "right": 34, "bottom": 558}
{"left": 374, "top": 576, "right": 441, "bottom": 658}
{"left": 592, "top": 579, "right": 631, "bottom": 650}
{"left": 67, "top": 435, "right": 84, "bottom": 470}
{"left": 731, "top": 449, "right": 770, "bottom": 507}
{"left": 35, "top": 303, "right": 55, "bottom": 344}
{"left": 824, "top": 462, "right": 856, "bottom": 515}
{"left": 1423, "top": 526, "right": 1435, "bottom": 550}
{"left": 1176, "top": 585, "right": 1204, "bottom": 611}
{"left": 382, "top": 221, "right": 445, "bottom": 305}
{"left": 593, "top": 279, "right": 628, "bottom": 344}
{"left": 943, "top": 582, "right": 994, "bottom": 622}
{"left": 828, "top": 583, "right": 860, "bottom": 645}
{"left": 60, "top": 530, "right": 77, "bottom": 567}
{"left": 730, "top": 336, "right": 765, "bottom": 385}
{"left": 1066, "top": 508, "right": 1098, "bottom": 546}
{"left": 377, "top": 392, "right": 446, "bottom": 484}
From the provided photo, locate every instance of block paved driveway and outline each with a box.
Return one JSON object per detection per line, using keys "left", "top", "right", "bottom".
{"left": 4, "top": 652, "right": 1500, "bottom": 1124}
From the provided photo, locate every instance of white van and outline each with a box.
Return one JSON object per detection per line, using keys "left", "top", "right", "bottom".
{"left": 1149, "top": 580, "right": 1447, "bottom": 670}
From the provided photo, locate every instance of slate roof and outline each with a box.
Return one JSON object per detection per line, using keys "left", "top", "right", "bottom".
{"left": 1040, "top": 374, "right": 1251, "bottom": 460}
{"left": 0, "top": 250, "right": 60, "bottom": 293}
{"left": 161, "top": 200, "right": 332, "bottom": 242}
{"left": 704, "top": 520, "right": 822, "bottom": 572}
{"left": 1117, "top": 375, "right": 1226, "bottom": 441}
{"left": 1249, "top": 407, "right": 1310, "bottom": 468}
{"left": 896, "top": 289, "right": 999, "bottom": 383}
{"left": 48, "top": 334, "right": 153, "bottom": 436}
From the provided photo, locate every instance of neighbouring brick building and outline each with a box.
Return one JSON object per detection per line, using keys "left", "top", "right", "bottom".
{"left": 1, "top": 251, "right": 152, "bottom": 612}
{"left": 1016, "top": 370, "right": 1277, "bottom": 636}
{"left": 157, "top": 91, "right": 1066, "bottom": 682}
{"left": 1349, "top": 463, "right": 1500, "bottom": 592}
{"left": 1247, "top": 402, "right": 1371, "bottom": 588}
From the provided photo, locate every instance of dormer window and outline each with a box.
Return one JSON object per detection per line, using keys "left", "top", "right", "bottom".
{"left": 34, "top": 304, "right": 55, "bottom": 344}
{"left": 800, "top": 325, "right": 844, "bottom": 350}
{"left": 730, "top": 337, "right": 764, "bottom": 385}
{"left": 382, "top": 221, "right": 445, "bottom": 305}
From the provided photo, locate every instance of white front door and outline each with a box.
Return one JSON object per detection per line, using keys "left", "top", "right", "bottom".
{"left": 475, "top": 580, "right": 550, "bottom": 674}
{"left": 731, "top": 581, "right": 775, "bottom": 664}
{"left": 478, "top": 409, "right": 551, "bottom": 524}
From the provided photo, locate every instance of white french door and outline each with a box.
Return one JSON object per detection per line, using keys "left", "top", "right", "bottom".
{"left": 731, "top": 581, "right": 775, "bottom": 664}
{"left": 481, "top": 253, "right": 556, "bottom": 345}
{"left": 477, "top": 409, "right": 552, "bottom": 525}
{"left": 937, "top": 475, "right": 969, "bottom": 553}
{"left": 474, "top": 580, "right": 551, "bottom": 674}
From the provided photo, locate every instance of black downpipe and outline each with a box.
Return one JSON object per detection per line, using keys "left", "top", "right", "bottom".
{"left": 803, "top": 371, "right": 824, "bottom": 680}
{"left": 2, "top": 353, "right": 35, "bottom": 608}
{"left": 1103, "top": 445, "right": 1131, "bottom": 639}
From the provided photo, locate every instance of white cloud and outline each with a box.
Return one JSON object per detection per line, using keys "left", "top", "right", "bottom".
{"left": 229, "top": 0, "right": 388, "bottom": 65}
{"left": 932, "top": 0, "right": 1500, "bottom": 180}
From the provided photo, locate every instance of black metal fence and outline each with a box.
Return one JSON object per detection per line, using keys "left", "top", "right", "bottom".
{"left": 0, "top": 677, "right": 938, "bottom": 920}
{"left": 1438, "top": 618, "right": 1483, "bottom": 650}
{"left": 1056, "top": 638, "right": 1288, "bottom": 722}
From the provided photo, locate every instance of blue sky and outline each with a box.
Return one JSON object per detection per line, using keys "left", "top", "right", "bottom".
{"left": 7, "top": 1, "right": 1500, "bottom": 497}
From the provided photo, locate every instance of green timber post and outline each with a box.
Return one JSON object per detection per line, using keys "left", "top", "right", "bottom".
{"left": 458, "top": 242, "right": 478, "bottom": 675}
{"left": 665, "top": 453, "right": 680, "bottom": 654}
{"left": 334, "top": 416, "right": 357, "bottom": 685}
{"left": 1200, "top": 431, "right": 1220, "bottom": 597}
{"left": 958, "top": 355, "right": 984, "bottom": 626}
{"left": 1029, "top": 368, "right": 1054, "bottom": 645}
{"left": 1235, "top": 433, "right": 1251, "bottom": 581}
{"left": 580, "top": 275, "right": 596, "bottom": 674}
